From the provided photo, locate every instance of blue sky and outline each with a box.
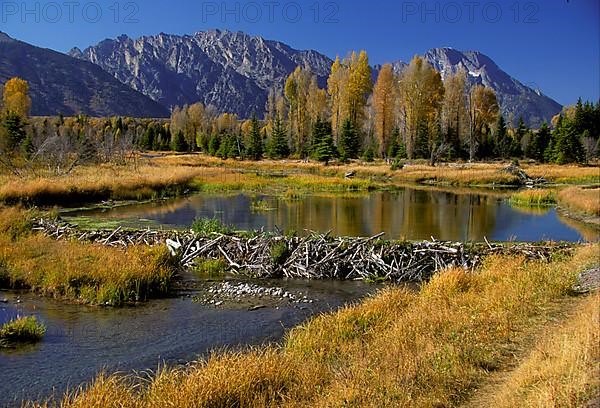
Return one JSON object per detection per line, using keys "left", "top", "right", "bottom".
{"left": 1, "top": 0, "right": 598, "bottom": 106}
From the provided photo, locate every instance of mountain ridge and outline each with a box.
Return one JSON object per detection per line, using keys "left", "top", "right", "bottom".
{"left": 68, "top": 29, "right": 332, "bottom": 118}
{"left": 0, "top": 30, "right": 561, "bottom": 125}
{"left": 0, "top": 31, "right": 169, "bottom": 118}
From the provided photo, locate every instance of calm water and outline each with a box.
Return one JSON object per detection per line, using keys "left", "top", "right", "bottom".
{"left": 0, "top": 279, "right": 376, "bottom": 407}
{"left": 67, "top": 189, "right": 597, "bottom": 242}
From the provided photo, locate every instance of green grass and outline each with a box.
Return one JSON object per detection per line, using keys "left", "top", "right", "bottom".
{"left": 191, "top": 217, "right": 233, "bottom": 236}
{"left": 509, "top": 189, "right": 557, "bottom": 207}
{"left": 193, "top": 259, "right": 228, "bottom": 277}
{"left": 0, "top": 316, "right": 46, "bottom": 346}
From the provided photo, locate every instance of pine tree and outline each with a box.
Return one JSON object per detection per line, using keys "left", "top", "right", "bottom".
{"left": 338, "top": 118, "right": 359, "bottom": 160}
{"left": 527, "top": 123, "right": 551, "bottom": 162}
{"left": 171, "top": 130, "right": 188, "bottom": 152}
{"left": 1, "top": 111, "right": 26, "bottom": 152}
{"left": 267, "top": 116, "right": 289, "bottom": 159}
{"left": 511, "top": 117, "right": 527, "bottom": 157}
{"left": 21, "top": 132, "right": 34, "bottom": 159}
{"left": 387, "top": 128, "right": 400, "bottom": 158}
{"left": 553, "top": 116, "right": 584, "bottom": 164}
{"left": 494, "top": 115, "right": 510, "bottom": 159}
{"left": 311, "top": 118, "right": 335, "bottom": 164}
{"left": 246, "top": 115, "right": 263, "bottom": 160}
{"left": 207, "top": 134, "right": 220, "bottom": 156}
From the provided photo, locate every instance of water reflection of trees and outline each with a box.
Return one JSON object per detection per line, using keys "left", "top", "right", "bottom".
{"left": 72, "top": 188, "right": 592, "bottom": 242}
{"left": 269, "top": 190, "right": 499, "bottom": 241}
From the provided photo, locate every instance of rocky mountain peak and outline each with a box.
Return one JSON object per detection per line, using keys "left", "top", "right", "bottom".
{"left": 69, "top": 30, "right": 561, "bottom": 125}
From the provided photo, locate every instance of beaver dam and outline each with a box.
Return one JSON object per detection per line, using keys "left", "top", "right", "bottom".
{"left": 34, "top": 218, "right": 573, "bottom": 283}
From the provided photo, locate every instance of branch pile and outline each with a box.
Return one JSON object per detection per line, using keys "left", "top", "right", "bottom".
{"left": 33, "top": 218, "right": 573, "bottom": 283}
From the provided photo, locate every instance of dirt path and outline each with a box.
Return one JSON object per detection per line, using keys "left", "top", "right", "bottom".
{"left": 462, "top": 270, "right": 599, "bottom": 408}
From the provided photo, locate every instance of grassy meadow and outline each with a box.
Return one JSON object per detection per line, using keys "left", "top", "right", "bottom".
{"left": 26, "top": 244, "right": 599, "bottom": 407}
{"left": 0, "top": 207, "right": 175, "bottom": 305}
{"left": 0, "top": 155, "right": 598, "bottom": 207}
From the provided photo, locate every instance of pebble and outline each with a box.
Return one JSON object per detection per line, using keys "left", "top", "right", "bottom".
{"left": 193, "top": 281, "right": 315, "bottom": 307}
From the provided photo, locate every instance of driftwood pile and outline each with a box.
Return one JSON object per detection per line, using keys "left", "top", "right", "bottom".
{"left": 33, "top": 218, "right": 573, "bottom": 282}
{"left": 500, "top": 164, "right": 547, "bottom": 186}
{"left": 33, "top": 218, "right": 179, "bottom": 247}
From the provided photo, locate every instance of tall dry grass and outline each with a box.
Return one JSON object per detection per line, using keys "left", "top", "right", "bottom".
{"left": 1, "top": 155, "right": 598, "bottom": 206}
{"left": 0, "top": 164, "right": 202, "bottom": 205}
{"left": 30, "top": 244, "right": 599, "bottom": 407}
{"left": 557, "top": 186, "right": 600, "bottom": 217}
{"left": 480, "top": 293, "right": 599, "bottom": 408}
{"left": 0, "top": 208, "right": 174, "bottom": 305}
{"left": 524, "top": 164, "right": 600, "bottom": 184}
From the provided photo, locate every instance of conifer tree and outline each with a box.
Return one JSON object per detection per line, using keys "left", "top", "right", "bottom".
{"left": 246, "top": 115, "right": 263, "bottom": 160}
{"left": 1, "top": 112, "right": 26, "bottom": 152}
{"left": 171, "top": 130, "right": 188, "bottom": 152}
{"left": 267, "top": 116, "right": 289, "bottom": 159}
{"left": 527, "top": 123, "right": 551, "bottom": 162}
{"left": 311, "top": 118, "right": 335, "bottom": 164}
{"left": 338, "top": 118, "right": 359, "bottom": 160}
{"left": 494, "top": 115, "right": 510, "bottom": 159}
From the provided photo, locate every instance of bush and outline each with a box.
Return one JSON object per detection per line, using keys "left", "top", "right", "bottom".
{"left": 390, "top": 160, "right": 404, "bottom": 171}
{"left": 193, "top": 259, "right": 228, "bottom": 276}
{"left": 191, "top": 217, "right": 232, "bottom": 235}
{"left": 270, "top": 240, "right": 290, "bottom": 266}
{"left": 0, "top": 316, "right": 46, "bottom": 345}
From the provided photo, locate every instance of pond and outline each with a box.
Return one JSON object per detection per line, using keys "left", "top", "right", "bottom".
{"left": 0, "top": 279, "right": 377, "bottom": 407}
{"left": 66, "top": 188, "right": 597, "bottom": 242}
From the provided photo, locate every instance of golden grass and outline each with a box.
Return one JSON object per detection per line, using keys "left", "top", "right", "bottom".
{"left": 0, "top": 164, "right": 202, "bottom": 205}
{"left": 1, "top": 155, "right": 598, "bottom": 206}
{"left": 31, "top": 244, "right": 599, "bottom": 407}
{"left": 557, "top": 187, "right": 600, "bottom": 217}
{"left": 524, "top": 164, "right": 600, "bottom": 184}
{"left": 510, "top": 189, "right": 557, "bottom": 206}
{"left": 480, "top": 293, "right": 599, "bottom": 408}
{"left": 0, "top": 208, "right": 174, "bottom": 305}
{"left": 159, "top": 154, "right": 600, "bottom": 186}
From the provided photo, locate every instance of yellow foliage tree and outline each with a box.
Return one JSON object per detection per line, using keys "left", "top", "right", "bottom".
{"left": 398, "top": 56, "right": 444, "bottom": 159}
{"left": 345, "top": 50, "right": 372, "bottom": 130}
{"left": 327, "top": 56, "right": 348, "bottom": 142}
{"left": 373, "top": 64, "right": 397, "bottom": 157}
{"left": 442, "top": 69, "right": 468, "bottom": 152}
{"left": 467, "top": 85, "right": 499, "bottom": 161}
{"left": 2, "top": 77, "right": 31, "bottom": 117}
{"left": 285, "top": 66, "right": 313, "bottom": 155}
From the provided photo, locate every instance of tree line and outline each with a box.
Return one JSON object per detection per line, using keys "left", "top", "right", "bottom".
{"left": 1, "top": 58, "right": 599, "bottom": 174}
{"left": 164, "top": 53, "right": 599, "bottom": 165}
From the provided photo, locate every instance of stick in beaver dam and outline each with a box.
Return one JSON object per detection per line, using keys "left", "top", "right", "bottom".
{"left": 33, "top": 218, "right": 573, "bottom": 283}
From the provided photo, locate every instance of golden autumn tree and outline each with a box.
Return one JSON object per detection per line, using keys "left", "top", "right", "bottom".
{"left": 345, "top": 50, "right": 372, "bottom": 130}
{"left": 2, "top": 77, "right": 31, "bottom": 118}
{"left": 467, "top": 85, "right": 499, "bottom": 161}
{"left": 327, "top": 56, "right": 348, "bottom": 142}
{"left": 441, "top": 68, "right": 468, "bottom": 156}
{"left": 285, "top": 66, "right": 317, "bottom": 156}
{"left": 373, "top": 64, "right": 397, "bottom": 157}
{"left": 307, "top": 76, "right": 328, "bottom": 125}
{"left": 398, "top": 56, "right": 444, "bottom": 159}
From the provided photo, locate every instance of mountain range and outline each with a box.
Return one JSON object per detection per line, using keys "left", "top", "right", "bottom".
{"left": 0, "top": 32, "right": 169, "bottom": 118}
{"left": 0, "top": 30, "right": 562, "bottom": 126}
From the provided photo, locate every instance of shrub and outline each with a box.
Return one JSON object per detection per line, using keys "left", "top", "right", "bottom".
{"left": 191, "top": 217, "right": 232, "bottom": 235}
{"left": 0, "top": 316, "right": 46, "bottom": 345}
